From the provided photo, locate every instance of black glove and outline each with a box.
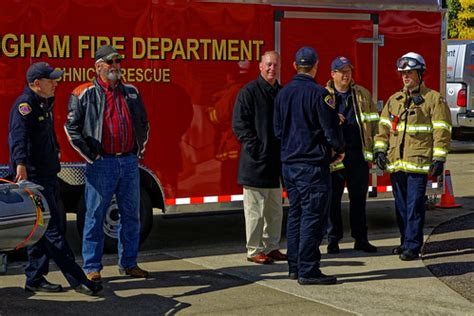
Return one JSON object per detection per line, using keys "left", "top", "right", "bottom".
{"left": 375, "top": 152, "right": 389, "bottom": 170}
{"left": 429, "top": 160, "right": 444, "bottom": 177}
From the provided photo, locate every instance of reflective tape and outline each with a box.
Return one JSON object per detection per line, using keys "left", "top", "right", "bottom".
{"left": 379, "top": 117, "right": 391, "bottom": 128}
{"left": 374, "top": 140, "right": 388, "bottom": 150}
{"left": 361, "top": 112, "right": 379, "bottom": 122}
{"left": 164, "top": 180, "right": 439, "bottom": 206}
{"left": 433, "top": 147, "right": 448, "bottom": 158}
{"left": 387, "top": 160, "right": 430, "bottom": 173}
{"left": 432, "top": 120, "right": 452, "bottom": 132}
{"left": 330, "top": 162, "right": 345, "bottom": 172}
{"left": 396, "top": 123, "right": 433, "bottom": 133}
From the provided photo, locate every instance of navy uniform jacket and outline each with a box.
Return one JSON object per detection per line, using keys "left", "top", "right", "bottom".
{"left": 274, "top": 74, "right": 344, "bottom": 165}
{"left": 8, "top": 86, "right": 60, "bottom": 178}
{"left": 232, "top": 75, "right": 282, "bottom": 188}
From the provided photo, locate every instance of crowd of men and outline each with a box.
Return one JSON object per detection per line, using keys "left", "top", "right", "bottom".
{"left": 7, "top": 44, "right": 451, "bottom": 294}
{"left": 232, "top": 47, "right": 451, "bottom": 285}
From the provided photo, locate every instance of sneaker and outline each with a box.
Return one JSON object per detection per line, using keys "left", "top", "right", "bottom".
{"left": 354, "top": 240, "right": 377, "bottom": 253}
{"left": 327, "top": 242, "right": 340, "bottom": 254}
{"left": 119, "top": 266, "right": 150, "bottom": 278}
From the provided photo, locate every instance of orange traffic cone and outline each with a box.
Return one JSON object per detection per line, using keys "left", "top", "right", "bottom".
{"left": 435, "top": 170, "right": 462, "bottom": 209}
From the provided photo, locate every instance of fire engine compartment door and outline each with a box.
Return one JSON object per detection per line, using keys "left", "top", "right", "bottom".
{"left": 275, "top": 10, "right": 380, "bottom": 194}
{"left": 275, "top": 11, "right": 377, "bottom": 97}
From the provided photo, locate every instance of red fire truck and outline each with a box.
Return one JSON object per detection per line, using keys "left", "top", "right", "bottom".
{"left": 0, "top": 0, "right": 447, "bottom": 250}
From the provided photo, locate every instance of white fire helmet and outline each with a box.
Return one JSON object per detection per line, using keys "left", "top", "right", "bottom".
{"left": 396, "top": 52, "right": 426, "bottom": 72}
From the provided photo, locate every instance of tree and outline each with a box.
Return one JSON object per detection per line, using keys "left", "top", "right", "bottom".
{"left": 448, "top": 0, "right": 474, "bottom": 38}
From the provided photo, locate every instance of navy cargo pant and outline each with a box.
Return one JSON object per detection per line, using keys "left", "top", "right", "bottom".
{"left": 25, "top": 176, "right": 88, "bottom": 288}
{"left": 390, "top": 172, "right": 427, "bottom": 254}
{"left": 282, "top": 163, "right": 331, "bottom": 279}
{"left": 328, "top": 151, "right": 369, "bottom": 243}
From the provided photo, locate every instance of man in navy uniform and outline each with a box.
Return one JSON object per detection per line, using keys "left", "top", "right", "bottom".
{"left": 274, "top": 47, "right": 345, "bottom": 285}
{"left": 8, "top": 62, "right": 102, "bottom": 296}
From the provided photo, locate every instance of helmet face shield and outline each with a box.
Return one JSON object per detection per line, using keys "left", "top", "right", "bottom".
{"left": 396, "top": 55, "right": 425, "bottom": 72}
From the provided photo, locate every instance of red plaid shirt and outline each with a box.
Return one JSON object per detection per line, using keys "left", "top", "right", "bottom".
{"left": 97, "top": 77, "right": 135, "bottom": 154}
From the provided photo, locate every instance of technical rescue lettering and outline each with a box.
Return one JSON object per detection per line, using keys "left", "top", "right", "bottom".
{"left": 59, "top": 67, "right": 171, "bottom": 83}
{"left": 0, "top": 33, "right": 265, "bottom": 61}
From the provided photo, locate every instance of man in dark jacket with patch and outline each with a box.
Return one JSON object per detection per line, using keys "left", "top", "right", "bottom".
{"left": 274, "top": 47, "right": 345, "bottom": 285}
{"left": 232, "top": 51, "right": 287, "bottom": 264}
{"left": 8, "top": 62, "right": 102, "bottom": 296}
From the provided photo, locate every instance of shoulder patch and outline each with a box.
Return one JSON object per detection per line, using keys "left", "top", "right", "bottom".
{"left": 324, "top": 94, "right": 335, "bottom": 109}
{"left": 18, "top": 103, "right": 32, "bottom": 116}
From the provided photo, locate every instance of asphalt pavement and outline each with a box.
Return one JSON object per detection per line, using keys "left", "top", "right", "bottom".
{"left": 1, "top": 199, "right": 473, "bottom": 315}
{"left": 0, "top": 152, "right": 473, "bottom": 315}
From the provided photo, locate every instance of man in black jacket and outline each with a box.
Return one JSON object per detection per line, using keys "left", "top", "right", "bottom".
{"left": 232, "top": 51, "right": 287, "bottom": 264}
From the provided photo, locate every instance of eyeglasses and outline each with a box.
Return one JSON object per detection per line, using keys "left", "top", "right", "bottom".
{"left": 396, "top": 57, "right": 420, "bottom": 69}
{"left": 105, "top": 58, "right": 121, "bottom": 65}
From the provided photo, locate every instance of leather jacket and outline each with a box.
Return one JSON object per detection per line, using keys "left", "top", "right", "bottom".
{"left": 64, "top": 78, "right": 149, "bottom": 163}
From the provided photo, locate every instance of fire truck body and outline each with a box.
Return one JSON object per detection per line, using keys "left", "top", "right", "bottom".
{"left": 0, "top": 0, "right": 446, "bottom": 248}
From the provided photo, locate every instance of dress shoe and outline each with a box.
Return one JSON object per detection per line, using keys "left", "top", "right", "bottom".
{"left": 74, "top": 282, "right": 103, "bottom": 296}
{"left": 399, "top": 249, "right": 419, "bottom": 261}
{"left": 298, "top": 273, "right": 337, "bottom": 285}
{"left": 327, "top": 242, "right": 340, "bottom": 254}
{"left": 119, "top": 265, "right": 150, "bottom": 278}
{"left": 25, "top": 280, "right": 63, "bottom": 293}
{"left": 87, "top": 271, "right": 102, "bottom": 283}
{"left": 266, "top": 250, "right": 287, "bottom": 261}
{"left": 288, "top": 272, "right": 298, "bottom": 280}
{"left": 392, "top": 246, "right": 404, "bottom": 255}
{"left": 354, "top": 240, "right": 377, "bottom": 253}
{"left": 247, "top": 252, "right": 273, "bottom": 264}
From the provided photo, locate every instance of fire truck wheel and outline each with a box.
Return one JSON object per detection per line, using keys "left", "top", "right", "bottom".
{"left": 76, "top": 188, "right": 153, "bottom": 254}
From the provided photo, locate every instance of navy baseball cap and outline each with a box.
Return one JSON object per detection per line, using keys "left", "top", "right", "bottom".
{"left": 26, "top": 62, "right": 63, "bottom": 83}
{"left": 95, "top": 45, "right": 120, "bottom": 63}
{"left": 331, "top": 56, "right": 353, "bottom": 71}
{"left": 295, "top": 46, "right": 318, "bottom": 66}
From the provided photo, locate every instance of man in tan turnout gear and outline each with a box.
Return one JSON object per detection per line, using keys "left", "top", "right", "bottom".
{"left": 325, "top": 56, "right": 379, "bottom": 255}
{"left": 373, "top": 52, "right": 451, "bottom": 261}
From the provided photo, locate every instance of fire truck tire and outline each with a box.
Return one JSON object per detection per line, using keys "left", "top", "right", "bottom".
{"left": 76, "top": 188, "right": 153, "bottom": 254}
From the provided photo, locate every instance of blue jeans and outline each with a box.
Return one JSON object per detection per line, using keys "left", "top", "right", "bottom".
{"left": 282, "top": 163, "right": 331, "bottom": 279}
{"left": 390, "top": 172, "right": 427, "bottom": 253}
{"left": 83, "top": 155, "right": 140, "bottom": 273}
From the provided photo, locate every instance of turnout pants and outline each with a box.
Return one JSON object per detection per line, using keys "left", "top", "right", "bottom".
{"left": 390, "top": 172, "right": 427, "bottom": 253}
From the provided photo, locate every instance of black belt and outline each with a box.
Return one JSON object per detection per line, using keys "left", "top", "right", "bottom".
{"left": 102, "top": 152, "right": 132, "bottom": 157}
